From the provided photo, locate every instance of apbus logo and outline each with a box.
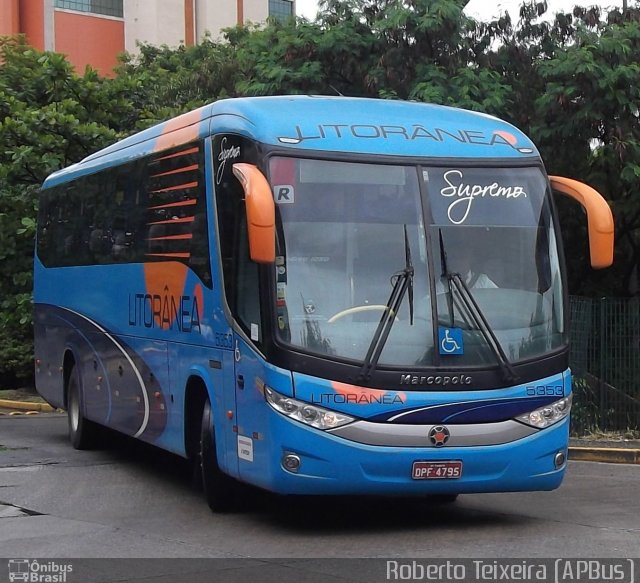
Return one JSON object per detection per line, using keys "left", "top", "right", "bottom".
{"left": 8, "top": 560, "right": 73, "bottom": 583}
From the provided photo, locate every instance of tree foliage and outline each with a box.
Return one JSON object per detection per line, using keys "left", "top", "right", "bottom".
{"left": 0, "top": 40, "right": 126, "bottom": 385}
{"left": 1, "top": 0, "right": 639, "bottom": 386}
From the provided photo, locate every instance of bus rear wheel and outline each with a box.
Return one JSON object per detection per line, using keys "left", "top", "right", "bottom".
{"left": 200, "top": 398, "right": 236, "bottom": 512}
{"left": 67, "top": 365, "right": 99, "bottom": 450}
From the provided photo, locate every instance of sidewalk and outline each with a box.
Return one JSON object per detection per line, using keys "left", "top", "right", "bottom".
{"left": 0, "top": 389, "right": 57, "bottom": 414}
{"left": 0, "top": 398, "right": 56, "bottom": 413}
{"left": 569, "top": 437, "right": 640, "bottom": 464}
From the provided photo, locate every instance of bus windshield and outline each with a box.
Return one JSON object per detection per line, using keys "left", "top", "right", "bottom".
{"left": 269, "top": 157, "right": 566, "bottom": 368}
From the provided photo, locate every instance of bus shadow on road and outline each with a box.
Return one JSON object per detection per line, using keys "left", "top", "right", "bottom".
{"left": 92, "top": 428, "right": 525, "bottom": 532}
{"left": 251, "top": 494, "right": 525, "bottom": 533}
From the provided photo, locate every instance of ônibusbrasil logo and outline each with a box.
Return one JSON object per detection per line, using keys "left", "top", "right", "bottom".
{"left": 8, "top": 560, "right": 73, "bottom": 583}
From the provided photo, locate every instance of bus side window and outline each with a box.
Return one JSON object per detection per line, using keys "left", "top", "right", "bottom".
{"left": 142, "top": 142, "right": 212, "bottom": 285}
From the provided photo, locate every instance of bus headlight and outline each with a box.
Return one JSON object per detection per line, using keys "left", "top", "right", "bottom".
{"left": 264, "top": 386, "right": 355, "bottom": 430}
{"left": 516, "top": 394, "right": 572, "bottom": 429}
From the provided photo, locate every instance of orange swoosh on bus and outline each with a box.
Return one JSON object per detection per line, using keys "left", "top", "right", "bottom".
{"left": 144, "top": 262, "right": 189, "bottom": 329}
{"left": 154, "top": 108, "right": 204, "bottom": 152}
{"left": 331, "top": 381, "right": 406, "bottom": 404}
{"left": 154, "top": 146, "right": 199, "bottom": 162}
{"left": 149, "top": 181, "right": 199, "bottom": 195}
{"left": 150, "top": 164, "right": 199, "bottom": 179}
{"left": 493, "top": 130, "right": 518, "bottom": 146}
{"left": 148, "top": 199, "right": 197, "bottom": 211}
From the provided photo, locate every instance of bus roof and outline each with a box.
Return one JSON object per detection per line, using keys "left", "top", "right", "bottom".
{"left": 43, "top": 96, "right": 539, "bottom": 188}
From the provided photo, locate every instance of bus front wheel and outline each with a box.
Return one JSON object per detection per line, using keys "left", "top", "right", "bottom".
{"left": 67, "top": 365, "right": 99, "bottom": 450}
{"left": 200, "top": 398, "right": 236, "bottom": 512}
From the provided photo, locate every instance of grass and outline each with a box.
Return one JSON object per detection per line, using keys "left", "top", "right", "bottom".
{"left": 578, "top": 429, "right": 640, "bottom": 441}
{"left": 0, "top": 388, "right": 46, "bottom": 403}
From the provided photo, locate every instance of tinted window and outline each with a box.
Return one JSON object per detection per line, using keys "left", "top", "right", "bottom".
{"left": 212, "top": 134, "right": 262, "bottom": 342}
{"left": 37, "top": 142, "right": 212, "bottom": 287}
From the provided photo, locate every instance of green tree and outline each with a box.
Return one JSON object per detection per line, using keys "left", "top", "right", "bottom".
{"left": 114, "top": 37, "right": 240, "bottom": 123}
{"left": 0, "top": 39, "right": 126, "bottom": 386}
{"left": 532, "top": 5, "right": 640, "bottom": 295}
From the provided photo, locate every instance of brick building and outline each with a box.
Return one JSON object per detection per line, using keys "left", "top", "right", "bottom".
{"left": 0, "top": 0, "right": 295, "bottom": 76}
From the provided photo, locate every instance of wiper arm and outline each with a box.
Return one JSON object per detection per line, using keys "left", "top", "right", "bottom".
{"left": 438, "top": 229, "right": 455, "bottom": 327}
{"left": 404, "top": 225, "right": 414, "bottom": 326}
{"left": 357, "top": 225, "right": 414, "bottom": 383}
{"left": 438, "top": 229, "right": 517, "bottom": 383}
{"left": 449, "top": 273, "right": 518, "bottom": 384}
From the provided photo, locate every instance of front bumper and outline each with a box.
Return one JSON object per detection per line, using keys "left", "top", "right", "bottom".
{"left": 237, "top": 410, "right": 570, "bottom": 496}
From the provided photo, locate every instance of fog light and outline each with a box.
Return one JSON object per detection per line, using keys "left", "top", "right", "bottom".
{"left": 282, "top": 454, "right": 301, "bottom": 473}
{"left": 555, "top": 451, "right": 566, "bottom": 468}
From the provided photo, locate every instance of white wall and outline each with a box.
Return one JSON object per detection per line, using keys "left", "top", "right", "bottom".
{"left": 195, "top": 0, "right": 236, "bottom": 41}
{"left": 195, "top": 0, "right": 295, "bottom": 41}
{"left": 124, "top": 0, "right": 296, "bottom": 54}
{"left": 244, "top": 0, "right": 269, "bottom": 23}
{"left": 124, "top": 0, "right": 185, "bottom": 54}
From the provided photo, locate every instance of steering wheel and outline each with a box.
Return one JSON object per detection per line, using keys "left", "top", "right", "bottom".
{"left": 328, "top": 304, "right": 398, "bottom": 324}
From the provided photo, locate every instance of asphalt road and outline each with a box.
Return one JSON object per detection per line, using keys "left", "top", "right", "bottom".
{"left": 0, "top": 414, "right": 638, "bottom": 565}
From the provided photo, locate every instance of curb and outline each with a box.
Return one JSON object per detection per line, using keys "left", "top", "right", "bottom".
{"left": 568, "top": 446, "right": 640, "bottom": 465}
{"left": 0, "top": 399, "right": 56, "bottom": 413}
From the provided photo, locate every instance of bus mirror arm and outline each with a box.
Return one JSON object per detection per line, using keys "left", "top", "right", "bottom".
{"left": 549, "top": 176, "right": 614, "bottom": 269}
{"left": 232, "top": 163, "right": 276, "bottom": 264}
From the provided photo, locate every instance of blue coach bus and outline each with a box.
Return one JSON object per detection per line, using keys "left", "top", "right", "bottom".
{"left": 34, "top": 96, "right": 614, "bottom": 511}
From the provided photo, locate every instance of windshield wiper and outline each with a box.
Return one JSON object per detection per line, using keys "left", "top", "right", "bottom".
{"left": 438, "top": 229, "right": 456, "bottom": 328}
{"left": 438, "top": 231, "right": 518, "bottom": 384}
{"left": 357, "top": 225, "right": 414, "bottom": 382}
{"left": 450, "top": 274, "right": 518, "bottom": 383}
{"left": 405, "top": 225, "right": 414, "bottom": 326}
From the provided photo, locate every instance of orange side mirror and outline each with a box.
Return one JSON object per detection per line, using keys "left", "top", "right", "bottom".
{"left": 549, "top": 176, "right": 614, "bottom": 269}
{"left": 232, "top": 163, "right": 275, "bottom": 264}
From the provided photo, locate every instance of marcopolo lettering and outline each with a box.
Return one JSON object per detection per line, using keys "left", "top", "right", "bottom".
{"left": 400, "top": 374, "right": 473, "bottom": 386}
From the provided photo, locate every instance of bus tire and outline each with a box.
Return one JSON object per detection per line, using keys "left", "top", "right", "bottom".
{"left": 67, "top": 365, "right": 99, "bottom": 450}
{"left": 200, "top": 398, "right": 236, "bottom": 513}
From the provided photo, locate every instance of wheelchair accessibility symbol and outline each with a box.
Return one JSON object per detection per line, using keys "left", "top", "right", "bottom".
{"left": 438, "top": 327, "right": 464, "bottom": 356}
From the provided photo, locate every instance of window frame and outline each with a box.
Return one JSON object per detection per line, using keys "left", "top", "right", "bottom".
{"left": 54, "top": 0, "right": 124, "bottom": 18}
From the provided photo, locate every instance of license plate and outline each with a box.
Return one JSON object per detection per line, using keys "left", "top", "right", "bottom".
{"left": 412, "top": 461, "right": 462, "bottom": 480}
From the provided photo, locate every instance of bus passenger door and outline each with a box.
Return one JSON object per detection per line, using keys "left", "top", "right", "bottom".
{"left": 210, "top": 133, "right": 271, "bottom": 482}
{"left": 216, "top": 347, "right": 239, "bottom": 478}
{"left": 229, "top": 210, "right": 270, "bottom": 481}
{"left": 232, "top": 334, "right": 266, "bottom": 483}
